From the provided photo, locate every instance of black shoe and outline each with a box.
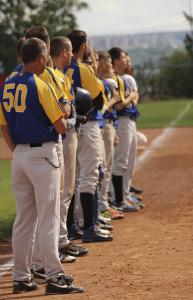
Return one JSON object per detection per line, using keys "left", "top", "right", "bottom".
{"left": 68, "top": 225, "right": 83, "bottom": 240}
{"left": 60, "top": 241, "right": 88, "bottom": 257}
{"left": 32, "top": 268, "right": 46, "bottom": 284}
{"left": 130, "top": 186, "right": 143, "bottom": 195}
{"left": 45, "top": 275, "right": 84, "bottom": 295}
{"left": 82, "top": 226, "right": 113, "bottom": 243}
{"left": 13, "top": 279, "right": 38, "bottom": 294}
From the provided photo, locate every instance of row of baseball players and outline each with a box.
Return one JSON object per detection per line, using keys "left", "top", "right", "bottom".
{"left": 0, "top": 26, "right": 144, "bottom": 295}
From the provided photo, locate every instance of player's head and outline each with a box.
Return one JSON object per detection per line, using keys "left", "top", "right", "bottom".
{"left": 108, "top": 47, "right": 127, "bottom": 75}
{"left": 25, "top": 26, "right": 50, "bottom": 52}
{"left": 124, "top": 52, "right": 133, "bottom": 75}
{"left": 67, "top": 30, "right": 88, "bottom": 55}
{"left": 22, "top": 37, "right": 49, "bottom": 75}
{"left": 97, "top": 51, "right": 114, "bottom": 78}
{"left": 16, "top": 37, "right": 26, "bottom": 64}
{"left": 50, "top": 36, "right": 72, "bottom": 66}
{"left": 83, "top": 47, "right": 98, "bottom": 75}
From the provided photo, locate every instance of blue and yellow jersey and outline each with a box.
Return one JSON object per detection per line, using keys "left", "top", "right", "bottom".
{"left": 64, "top": 57, "right": 102, "bottom": 100}
{"left": 102, "top": 79, "right": 118, "bottom": 127}
{"left": 0, "top": 72, "right": 64, "bottom": 144}
{"left": 114, "top": 74, "right": 139, "bottom": 119}
{"left": 8, "top": 64, "right": 73, "bottom": 103}
{"left": 53, "top": 67, "right": 74, "bottom": 102}
{"left": 64, "top": 57, "right": 104, "bottom": 122}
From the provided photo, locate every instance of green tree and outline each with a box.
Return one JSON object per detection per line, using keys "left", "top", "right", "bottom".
{"left": 0, "top": 0, "right": 88, "bottom": 74}
{"left": 158, "top": 50, "right": 193, "bottom": 98}
{"left": 183, "top": 11, "right": 193, "bottom": 59}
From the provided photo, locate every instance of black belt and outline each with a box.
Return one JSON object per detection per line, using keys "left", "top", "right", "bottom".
{"left": 30, "top": 143, "right": 42, "bottom": 147}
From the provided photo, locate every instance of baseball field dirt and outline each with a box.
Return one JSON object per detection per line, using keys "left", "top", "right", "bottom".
{"left": 0, "top": 128, "right": 193, "bottom": 300}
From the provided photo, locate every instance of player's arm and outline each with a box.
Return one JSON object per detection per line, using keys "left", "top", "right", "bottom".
{"left": 35, "top": 77, "right": 67, "bottom": 135}
{"left": 114, "top": 91, "right": 136, "bottom": 111}
{"left": 0, "top": 104, "right": 15, "bottom": 151}
{"left": 1, "top": 125, "right": 15, "bottom": 151}
{"left": 53, "top": 117, "right": 67, "bottom": 135}
{"left": 80, "top": 64, "right": 104, "bottom": 110}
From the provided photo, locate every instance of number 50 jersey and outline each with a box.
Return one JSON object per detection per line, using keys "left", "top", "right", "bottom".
{"left": 0, "top": 72, "right": 64, "bottom": 145}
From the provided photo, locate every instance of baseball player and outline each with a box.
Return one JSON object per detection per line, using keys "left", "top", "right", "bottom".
{"left": 121, "top": 53, "right": 144, "bottom": 208}
{"left": 108, "top": 47, "right": 140, "bottom": 212}
{"left": 50, "top": 36, "right": 89, "bottom": 255}
{"left": 0, "top": 38, "right": 84, "bottom": 295}
{"left": 64, "top": 30, "right": 112, "bottom": 242}
{"left": 96, "top": 51, "right": 125, "bottom": 220}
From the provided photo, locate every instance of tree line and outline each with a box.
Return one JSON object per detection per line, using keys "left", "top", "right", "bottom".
{"left": 135, "top": 12, "right": 193, "bottom": 100}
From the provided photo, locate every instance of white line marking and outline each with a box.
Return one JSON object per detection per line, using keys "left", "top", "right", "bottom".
{"left": 0, "top": 259, "right": 13, "bottom": 277}
{"left": 0, "top": 102, "right": 191, "bottom": 277}
{"left": 136, "top": 102, "right": 191, "bottom": 171}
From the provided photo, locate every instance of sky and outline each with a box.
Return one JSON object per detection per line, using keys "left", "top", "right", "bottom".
{"left": 76, "top": 0, "right": 192, "bottom": 36}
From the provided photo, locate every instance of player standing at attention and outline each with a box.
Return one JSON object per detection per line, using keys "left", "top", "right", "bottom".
{"left": 64, "top": 30, "right": 112, "bottom": 242}
{"left": 0, "top": 38, "right": 84, "bottom": 295}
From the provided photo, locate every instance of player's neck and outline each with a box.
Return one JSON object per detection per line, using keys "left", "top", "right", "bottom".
{"left": 52, "top": 58, "right": 64, "bottom": 71}
{"left": 73, "top": 51, "right": 83, "bottom": 62}
{"left": 23, "top": 64, "right": 42, "bottom": 76}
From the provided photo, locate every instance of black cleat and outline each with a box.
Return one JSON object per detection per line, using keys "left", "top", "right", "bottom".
{"left": 130, "top": 186, "right": 143, "bottom": 194}
{"left": 60, "top": 241, "right": 88, "bottom": 257}
{"left": 13, "top": 279, "right": 38, "bottom": 294}
{"left": 45, "top": 275, "right": 84, "bottom": 295}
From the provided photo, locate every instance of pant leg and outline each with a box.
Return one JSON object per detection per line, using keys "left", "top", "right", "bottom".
{"left": 123, "top": 120, "right": 138, "bottom": 198}
{"left": 59, "top": 128, "right": 78, "bottom": 248}
{"left": 78, "top": 121, "right": 100, "bottom": 195}
{"left": 100, "top": 121, "right": 116, "bottom": 211}
{"left": 24, "top": 142, "right": 64, "bottom": 280}
{"left": 12, "top": 146, "right": 37, "bottom": 281}
{"left": 32, "top": 139, "right": 65, "bottom": 270}
{"left": 112, "top": 117, "right": 133, "bottom": 176}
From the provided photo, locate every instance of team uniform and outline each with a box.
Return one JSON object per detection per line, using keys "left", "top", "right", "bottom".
{"left": 111, "top": 74, "right": 139, "bottom": 211}
{"left": 0, "top": 72, "right": 65, "bottom": 282}
{"left": 64, "top": 57, "right": 108, "bottom": 241}
{"left": 98, "top": 79, "right": 118, "bottom": 212}
{"left": 121, "top": 74, "right": 139, "bottom": 201}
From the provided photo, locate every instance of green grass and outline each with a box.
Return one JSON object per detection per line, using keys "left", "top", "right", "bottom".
{"left": 0, "top": 160, "right": 15, "bottom": 239}
{"left": 137, "top": 99, "right": 193, "bottom": 128}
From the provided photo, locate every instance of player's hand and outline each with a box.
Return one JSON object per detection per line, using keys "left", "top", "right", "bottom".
{"left": 114, "top": 135, "right": 119, "bottom": 146}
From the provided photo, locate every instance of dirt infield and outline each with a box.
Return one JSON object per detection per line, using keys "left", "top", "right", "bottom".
{"left": 1, "top": 128, "right": 193, "bottom": 300}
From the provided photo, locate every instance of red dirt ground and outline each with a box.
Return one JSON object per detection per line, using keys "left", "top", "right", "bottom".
{"left": 0, "top": 128, "right": 193, "bottom": 300}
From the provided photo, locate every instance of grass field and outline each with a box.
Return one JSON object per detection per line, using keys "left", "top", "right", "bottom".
{"left": 0, "top": 99, "right": 193, "bottom": 239}
{"left": 137, "top": 99, "right": 193, "bottom": 128}
{"left": 0, "top": 160, "right": 15, "bottom": 239}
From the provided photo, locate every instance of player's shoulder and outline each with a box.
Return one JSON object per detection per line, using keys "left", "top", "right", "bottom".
{"left": 78, "top": 62, "right": 95, "bottom": 75}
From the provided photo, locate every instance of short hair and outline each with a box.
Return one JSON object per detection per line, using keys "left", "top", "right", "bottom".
{"left": 67, "top": 30, "right": 87, "bottom": 53}
{"left": 50, "top": 36, "right": 71, "bottom": 58}
{"left": 21, "top": 38, "right": 47, "bottom": 64}
{"left": 25, "top": 26, "right": 50, "bottom": 45}
{"left": 108, "top": 47, "right": 124, "bottom": 65}
{"left": 16, "top": 37, "right": 26, "bottom": 57}
{"left": 98, "top": 51, "right": 111, "bottom": 62}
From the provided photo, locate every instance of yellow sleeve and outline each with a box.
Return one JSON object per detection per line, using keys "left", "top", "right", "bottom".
{"left": 79, "top": 63, "right": 102, "bottom": 99}
{"left": 40, "top": 67, "right": 65, "bottom": 101}
{"left": 0, "top": 103, "right": 7, "bottom": 125}
{"left": 34, "top": 75, "right": 64, "bottom": 124}
{"left": 113, "top": 74, "right": 125, "bottom": 102}
{"left": 98, "top": 79, "right": 108, "bottom": 108}
{"left": 54, "top": 69, "right": 74, "bottom": 102}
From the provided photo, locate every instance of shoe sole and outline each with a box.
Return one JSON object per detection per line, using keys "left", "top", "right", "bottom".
{"left": 45, "top": 285, "right": 84, "bottom": 294}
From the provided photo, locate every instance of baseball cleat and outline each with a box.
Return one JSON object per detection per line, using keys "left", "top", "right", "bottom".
{"left": 13, "top": 279, "right": 38, "bottom": 293}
